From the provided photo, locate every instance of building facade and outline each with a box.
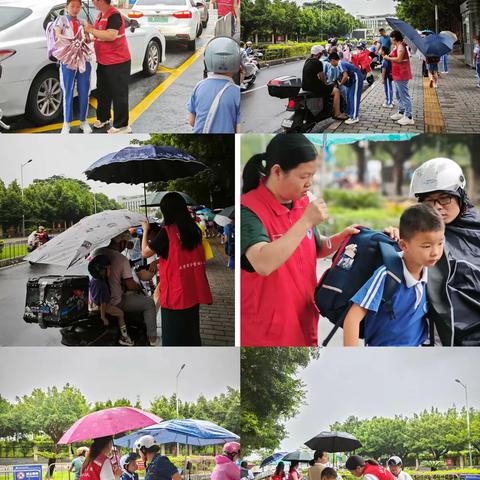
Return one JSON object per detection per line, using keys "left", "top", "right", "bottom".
{"left": 357, "top": 14, "right": 397, "bottom": 36}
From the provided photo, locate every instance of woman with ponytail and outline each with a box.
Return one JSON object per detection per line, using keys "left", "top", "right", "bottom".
{"left": 81, "top": 436, "right": 122, "bottom": 480}
{"left": 241, "top": 134, "right": 360, "bottom": 347}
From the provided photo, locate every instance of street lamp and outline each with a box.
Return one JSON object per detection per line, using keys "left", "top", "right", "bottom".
{"left": 20, "top": 159, "right": 33, "bottom": 237}
{"left": 175, "top": 363, "right": 186, "bottom": 456}
{"left": 455, "top": 379, "right": 473, "bottom": 467}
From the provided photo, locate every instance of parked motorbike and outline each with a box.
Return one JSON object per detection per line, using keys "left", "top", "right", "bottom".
{"left": 241, "top": 54, "right": 260, "bottom": 90}
{"left": 23, "top": 274, "right": 149, "bottom": 346}
{"left": 267, "top": 75, "right": 344, "bottom": 133}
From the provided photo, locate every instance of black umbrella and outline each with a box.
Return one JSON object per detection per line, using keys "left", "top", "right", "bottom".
{"left": 282, "top": 451, "right": 314, "bottom": 462}
{"left": 304, "top": 431, "right": 361, "bottom": 452}
{"left": 85, "top": 146, "right": 207, "bottom": 216}
{"left": 142, "top": 191, "right": 197, "bottom": 207}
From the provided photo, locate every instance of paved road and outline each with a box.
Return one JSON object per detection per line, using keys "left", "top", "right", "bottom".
{"left": 0, "top": 236, "right": 234, "bottom": 346}
{"left": 5, "top": 9, "right": 218, "bottom": 134}
{"left": 240, "top": 58, "right": 377, "bottom": 134}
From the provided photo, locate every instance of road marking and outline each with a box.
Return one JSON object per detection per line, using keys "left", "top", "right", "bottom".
{"left": 241, "top": 84, "right": 267, "bottom": 94}
{"left": 157, "top": 65, "right": 177, "bottom": 73}
{"left": 17, "top": 48, "right": 205, "bottom": 133}
{"left": 423, "top": 77, "right": 446, "bottom": 133}
{"left": 129, "top": 46, "right": 205, "bottom": 126}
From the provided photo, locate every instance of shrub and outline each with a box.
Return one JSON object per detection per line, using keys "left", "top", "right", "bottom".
{"left": 263, "top": 42, "right": 327, "bottom": 61}
{"left": 324, "top": 189, "right": 384, "bottom": 209}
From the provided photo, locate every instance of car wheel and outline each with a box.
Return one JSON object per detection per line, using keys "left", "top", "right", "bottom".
{"left": 142, "top": 39, "right": 161, "bottom": 76}
{"left": 26, "top": 68, "right": 63, "bottom": 125}
{"left": 188, "top": 38, "right": 196, "bottom": 51}
{"left": 196, "top": 22, "right": 203, "bottom": 37}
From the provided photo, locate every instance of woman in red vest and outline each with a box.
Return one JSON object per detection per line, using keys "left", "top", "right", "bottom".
{"left": 85, "top": 0, "right": 131, "bottom": 133}
{"left": 81, "top": 436, "right": 123, "bottom": 480}
{"left": 345, "top": 456, "right": 395, "bottom": 480}
{"left": 141, "top": 192, "right": 212, "bottom": 346}
{"left": 382, "top": 30, "right": 414, "bottom": 127}
{"left": 241, "top": 135, "right": 360, "bottom": 347}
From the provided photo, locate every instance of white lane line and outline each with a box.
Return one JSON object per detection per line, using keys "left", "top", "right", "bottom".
{"left": 241, "top": 85, "right": 268, "bottom": 94}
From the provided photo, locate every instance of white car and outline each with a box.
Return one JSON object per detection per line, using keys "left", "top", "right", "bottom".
{"left": 0, "top": 0, "right": 166, "bottom": 125}
{"left": 130, "top": 0, "right": 203, "bottom": 51}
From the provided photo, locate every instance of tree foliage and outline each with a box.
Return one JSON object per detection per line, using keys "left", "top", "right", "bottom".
{"left": 241, "top": 347, "right": 320, "bottom": 454}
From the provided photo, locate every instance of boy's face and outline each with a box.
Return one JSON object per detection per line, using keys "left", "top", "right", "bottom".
{"left": 67, "top": 0, "right": 82, "bottom": 17}
{"left": 322, "top": 476, "right": 337, "bottom": 480}
{"left": 127, "top": 460, "right": 138, "bottom": 473}
{"left": 400, "top": 229, "right": 445, "bottom": 268}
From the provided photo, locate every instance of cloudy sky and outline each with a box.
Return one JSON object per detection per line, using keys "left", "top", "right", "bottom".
{"left": 301, "top": 0, "right": 396, "bottom": 16}
{"left": 0, "top": 135, "right": 151, "bottom": 200}
{"left": 280, "top": 348, "right": 480, "bottom": 451}
{"left": 0, "top": 347, "right": 239, "bottom": 407}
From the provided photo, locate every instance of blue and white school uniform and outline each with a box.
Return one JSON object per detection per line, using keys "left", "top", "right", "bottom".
{"left": 382, "top": 58, "right": 393, "bottom": 105}
{"left": 350, "top": 253, "right": 429, "bottom": 346}
{"left": 339, "top": 60, "right": 364, "bottom": 120}
{"left": 54, "top": 15, "right": 91, "bottom": 123}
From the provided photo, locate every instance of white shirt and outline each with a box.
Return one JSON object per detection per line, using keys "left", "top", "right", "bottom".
{"left": 400, "top": 254, "right": 428, "bottom": 309}
{"left": 100, "top": 460, "right": 115, "bottom": 480}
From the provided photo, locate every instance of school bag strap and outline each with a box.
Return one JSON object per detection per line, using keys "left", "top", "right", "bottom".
{"left": 202, "top": 78, "right": 237, "bottom": 133}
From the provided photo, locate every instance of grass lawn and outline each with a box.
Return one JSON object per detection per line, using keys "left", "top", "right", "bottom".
{"left": 0, "top": 243, "right": 28, "bottom": 260}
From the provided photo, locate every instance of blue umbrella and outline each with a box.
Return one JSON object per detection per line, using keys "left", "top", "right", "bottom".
{"left": 421, "top": 29, "right": 435, "bottom": 36}
{"left": 422, "top": 33, "right": 455, "bottom": 57}
{"left": 114, "top": 419, "right": 239, "bottom": 448}
{"left": 306, "top": 133, "right": 418, "bottom": 148}
{"left": 85, "top": 146, "right": 207, "bottom": 216}
{"left": 385, "top": 17, "right": 425, "bottom": 54}
{"left": 260, "top": 452, "right": 288, "bottom": 468}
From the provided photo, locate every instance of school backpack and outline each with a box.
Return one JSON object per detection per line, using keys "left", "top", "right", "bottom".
{"left": 314, "top": 227, "right": 404, "bottom": 346}
{"left": 46, "top": 15, "right": 67, "bottom": 62}
{"left": 225, "top": 224, "right": 235, "bottom": 257}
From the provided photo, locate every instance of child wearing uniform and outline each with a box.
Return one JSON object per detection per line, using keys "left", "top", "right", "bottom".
{"left": 187, "top": 36, "right": 240, "bottom": 133}
{"left": 343, "top": 203, "right": 445, "bottom": 347}
{"left": 54, "top": 0, "right": 92, "bottom": 134}
{"left": 426, "top": 56, "right": 440, "bottom": 88}
{"left": 120, "top": 453, "right": 140, "bottom": 480}
{"left": 88, "top": 255, "right": 134, "bottom": 346}
{"left": 329, "top": 52, "right": 364, "bottom": 125}
{"left": 382, "top": 57, "right": 394, "bottom": 108}
{"left": 474, "top": 37, "right": 480, "bottom": 88}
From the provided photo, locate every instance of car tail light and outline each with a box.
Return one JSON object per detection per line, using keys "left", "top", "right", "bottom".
{"left": 0, "top": 50, "right": 16, "bottom": 63}
{"left": 173, "top": 10, "right": 192, "bottom": 18}
{"left": 287, "top": 99, "right": 295, "bottom": 109}
{"left": 128, "top": 10, "right": 144, "bottom": 18}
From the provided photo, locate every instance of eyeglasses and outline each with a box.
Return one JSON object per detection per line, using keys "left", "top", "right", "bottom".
{"left": 420, "top": 195, "right": 454, "bottom": 207}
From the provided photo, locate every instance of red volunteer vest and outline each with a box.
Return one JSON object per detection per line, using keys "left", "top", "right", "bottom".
{"left": 94, "top": 7, "right": 131, "bottom": 65}
{"left": 241, "top": 180, "right": 319, "bottom": 347}
{"left": 80, "top": 454, "right": 109, "bottom": 480}
{"left": 158, "top": 225, "right": 213, "bottom": 310}
{"left": 391, "top": 43, "right": 412, "bottom": 81}
{"left": 363, "top": 464, "right": 395, "bottom": 480}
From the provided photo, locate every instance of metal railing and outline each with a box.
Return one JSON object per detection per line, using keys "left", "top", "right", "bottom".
{"left": 0, "top": 240, "right": 28, "bottom": 265}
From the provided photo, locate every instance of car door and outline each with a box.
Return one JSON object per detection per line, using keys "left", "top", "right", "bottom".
{"left": 124, "top": 17, "right": 148, "bottom": 73}
{"left": 188, "top": 0, "right": 200, "bottom": 36}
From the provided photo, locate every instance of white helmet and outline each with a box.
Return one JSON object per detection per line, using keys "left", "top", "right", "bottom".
{"left": 387, "top": 456, "right": 403, "bottom": 466}
{"left": 135, "top": 435, "right": 158, "bottom": 450}
{"left": 410, "top": 158, "right": 466, "bottom": 196}
{"left": 204, "top": 37, "right": 241, "bottom": 73}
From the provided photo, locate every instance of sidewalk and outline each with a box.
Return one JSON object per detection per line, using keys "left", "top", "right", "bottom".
{"left": 326, "top": 54, "right": 479, "bottom": 134}
{"left": 199, "top": 237, "right": 235, "bottom": 346}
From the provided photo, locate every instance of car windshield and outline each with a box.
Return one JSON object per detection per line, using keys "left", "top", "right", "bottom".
{"left": 136, "top": 0, "right": 186, "bottom": 5}
{"left": 0, "top": 7, "right": 32, "bottom": 32}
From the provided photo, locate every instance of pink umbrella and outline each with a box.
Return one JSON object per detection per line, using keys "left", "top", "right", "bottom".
{"left": 58, "top": 407, "right": 162, "bottom": 444}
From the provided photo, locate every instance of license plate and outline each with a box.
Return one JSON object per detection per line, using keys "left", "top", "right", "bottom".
{"left": 148, "top": 16, "right": 168, "bottom": 23}
{"left": 281, "top": 119, "right": 293, "bottom": 128}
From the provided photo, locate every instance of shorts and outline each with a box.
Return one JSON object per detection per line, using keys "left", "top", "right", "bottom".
{"left": 427, "top": 63, "right": 438, "bottom": 72}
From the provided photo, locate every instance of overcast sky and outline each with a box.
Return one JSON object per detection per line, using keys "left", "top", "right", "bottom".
{"left": 0, "top": 347, "right": 239, "bottom": 408}
{"left": 0, "top": 135, "right": 151, "bottom": 200}
{"left": 280, "top": 348, "right": 480, "bottom": 451}
{"left": 300, "top": 0, "right": 396, "bottom": 16}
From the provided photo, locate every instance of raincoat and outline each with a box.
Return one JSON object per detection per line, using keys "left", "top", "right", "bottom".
{"left": 211, "top": 455, "right": 240, "bottom": 480}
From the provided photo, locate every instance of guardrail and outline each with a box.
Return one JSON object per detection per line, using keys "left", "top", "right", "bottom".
{"left": 0, "top": 240, "right": 28, "bottom": 267}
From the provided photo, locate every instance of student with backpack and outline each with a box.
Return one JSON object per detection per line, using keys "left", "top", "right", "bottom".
{"left": 343, "top": 203, "right": 445, "bottom": 346}
{"left": 241, "top": 134, "right": 361, "bottom": 347}
{"left": 187, "top": 37, "right": 241, "bottom": 133}
{"left": 120, "top": 453, "right": 140, "bottom": 480}
{"left": 80, "top": 436, "right": 122, "bottom": 480}
{"left": 50, "top": 0, "right": 93, "bottom": 134}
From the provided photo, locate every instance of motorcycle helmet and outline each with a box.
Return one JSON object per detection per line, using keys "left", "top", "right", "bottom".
{"left": 88, "top": 255, "right": 111, "bottom": 280}
{"left": 135, "top": 435, "right": 159, "bottom": 451}
{"left": 120, "top": 452, "right": 140, "bottom": 471}
{"left": 387, "top": 456, "right": 403, "bottom": 467}
{"left": 204, "top": 37, "right": 241, "bottom": 74}
{"left": 410, "top": 157, "right": 466, "bottom": 196}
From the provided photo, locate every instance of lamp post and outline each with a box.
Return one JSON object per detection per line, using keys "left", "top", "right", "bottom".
{"left": 175, "top": 363, "right": 186, "bottom": 456}
{"left": 21, "top": 159, "right": 33, "bottom": 237}
{"left": 455, "top": 379, "right": 473, "bottom": 467}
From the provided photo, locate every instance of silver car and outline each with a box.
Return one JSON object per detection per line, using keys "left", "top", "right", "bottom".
{"left": 0, "top": 0, "right": 167, "bottom": 125}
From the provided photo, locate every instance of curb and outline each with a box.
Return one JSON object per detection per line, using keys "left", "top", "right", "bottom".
{"left": 259, "top": 56, "right": 307, "bottom": 68}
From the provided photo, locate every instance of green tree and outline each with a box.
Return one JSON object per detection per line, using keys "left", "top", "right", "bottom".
{"left": 92, "top": 398, "right": 133, "bottom": 411}
{"left": 241, "top": 347, "right": 320, "bottom": 454}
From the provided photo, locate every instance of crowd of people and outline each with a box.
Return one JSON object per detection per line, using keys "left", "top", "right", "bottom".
{"left": 68, "top": 437, "right": 240, "bottom": 480}
{"left": 240, "top": 134, "right": 480, "bottom": 347}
